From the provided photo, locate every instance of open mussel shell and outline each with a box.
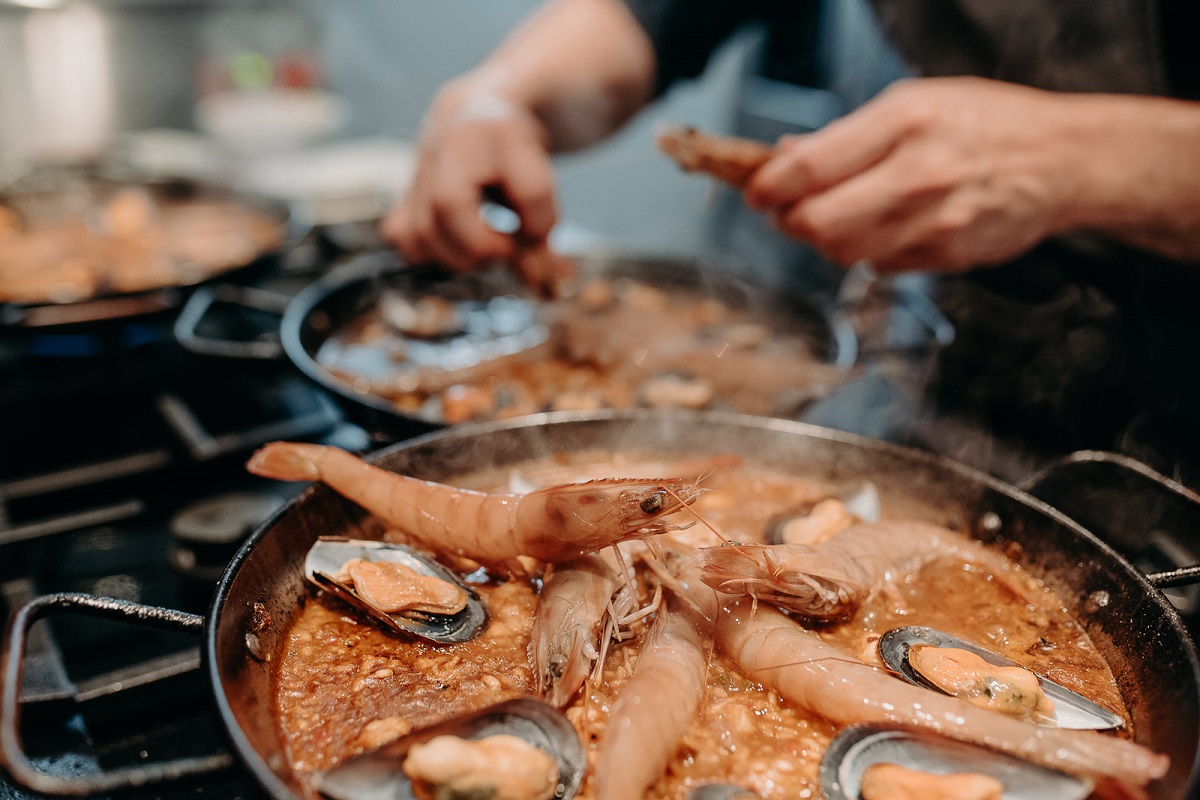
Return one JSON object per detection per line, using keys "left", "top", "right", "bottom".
{"left": 304, "top": 537, "right": 489, "bottom": 644}
{"left": 819, "top": 723, "right": 1094, "bottom": 800}
{"left": 313, "top": 697, "right": 586, "bottom": 800}
{"left": 878, "top": 626, "right": 1124, "bottom": 730}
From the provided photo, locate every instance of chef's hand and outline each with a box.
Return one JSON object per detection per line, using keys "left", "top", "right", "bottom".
{"left": 382, "top": 79, "right": 559, "bottom": 272}
{"left": 744, "top": 77, "right": 1081, "bottom": 273}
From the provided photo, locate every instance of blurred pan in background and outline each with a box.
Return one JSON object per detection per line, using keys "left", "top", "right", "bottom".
{"left": 276, "top": 251, "right": 858, "bottom": 440}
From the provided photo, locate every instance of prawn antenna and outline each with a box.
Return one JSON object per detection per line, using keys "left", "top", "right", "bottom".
{"left": 753, "top": 656, "right": 897, "bottom": 676}
{"left": 663, "top": 483, "right": 729, "bottom": 543}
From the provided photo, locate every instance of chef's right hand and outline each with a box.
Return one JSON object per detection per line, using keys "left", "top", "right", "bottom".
{"left": 382, "top": 78, "right": 560, "bottom": 272}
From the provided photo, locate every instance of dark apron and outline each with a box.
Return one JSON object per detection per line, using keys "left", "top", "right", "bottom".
{"left": 851, "top": 0, "right": 1200, "bottom": 479}
{"left": 870, "top": 0, "right": 1168, "bottom": 94}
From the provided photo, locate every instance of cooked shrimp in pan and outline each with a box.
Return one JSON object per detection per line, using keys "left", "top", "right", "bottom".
{"left": 272, "top": 453, "right": 1163, "bottom": 799}
{"left": 710, "top": 598, "right": 1167, "bottom": 788}
{"left": 246, "top": 443, "right": 701, "bottom": 568}
{"left": 530, "top": 552, "right": 621, "bottom": 707}
{"left": 697, "top": 520, "right": 1030, "bottom": 620}
{"left": 595, "top": 597, "right": 714, "bottom": 800}
{"left": 653, "top": 547, "right": 1167, "bottom": 790}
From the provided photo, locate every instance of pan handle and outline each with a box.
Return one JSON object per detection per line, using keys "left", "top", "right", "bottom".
{"left": 1, "top": 593, "right": 234, "bottom": 796}
{"left": 1019, "top": 451, "right": 1200, "bottom": 590}
{"left": 173, "top": 283, "right": 289, "bottom": 360}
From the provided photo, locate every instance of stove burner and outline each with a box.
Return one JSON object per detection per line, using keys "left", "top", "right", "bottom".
{"left": 169, "top": 491, "right": 284, "bottom": 582}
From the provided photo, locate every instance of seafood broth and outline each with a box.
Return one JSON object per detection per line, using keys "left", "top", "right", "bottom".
{"left": 312, "top": 268, "right": 846, "bottom": 426}
{"left": 273, "top": 451, "right": 1131, "bottom": 800}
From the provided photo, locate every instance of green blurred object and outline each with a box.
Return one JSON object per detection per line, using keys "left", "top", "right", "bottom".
{"left": 230, "top": 49, "right": 273, "bottom": 91}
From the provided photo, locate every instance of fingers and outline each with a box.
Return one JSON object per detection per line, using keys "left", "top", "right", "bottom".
{"left": 383, "top": 93, "right": 559, "bottom": 272}
{"left": 744, "top": 77, "right": 1077, "bottom": 273}
{"left": 772, "top": 148, "right": 953, "bottom": 263}
{"left": 745, "top": 87, "right": 920, "bottom": 209}
{"left": 498, "top": 129, "right": 559, "bottom": 242}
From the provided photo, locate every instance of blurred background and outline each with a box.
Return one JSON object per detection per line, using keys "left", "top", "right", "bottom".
{"left": 0, "top": 0, "right": 903, "bottom": 275}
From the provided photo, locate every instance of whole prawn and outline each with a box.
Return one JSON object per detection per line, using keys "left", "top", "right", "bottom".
{"left": 713, "top": 597, "right": 1168, "bottom": 789}
{"left": 529, "top": 552, "right": 620, "bottom": 707}
{"left": 698, "top": 520, "right": 1031, "bottom": 620}
{"left": 246, "top": 442, "right": 701, "bottom": 567}
{"left": 595, "top": 596, "right": 713, "bottom": 800}
{"left": 660, "top": 548, "right": 1169, "bottom": 789}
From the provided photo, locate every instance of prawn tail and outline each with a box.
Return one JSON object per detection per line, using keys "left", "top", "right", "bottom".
{"left": 246, "top": 442, "right": 324, "bottom": 482}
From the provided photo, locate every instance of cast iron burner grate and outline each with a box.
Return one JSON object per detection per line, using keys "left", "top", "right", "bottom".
{"left": 0, "top": 303, "right": 358, "bottom": 797}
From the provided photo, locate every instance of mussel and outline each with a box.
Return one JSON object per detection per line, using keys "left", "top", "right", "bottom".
{"left": 878, "top": 626, "right": 1123, "bottom": 730}
{"left": 765, "top": 481, "right": 881, "bottom": 546}
{"left": 819, "top": 723, "right": 1094, "bottom": 800}
{"left": 313, "top": 697, "right": 586, "bottom": 800}
{"left": 304, "top": 537, "right": 489, "bottom": 644}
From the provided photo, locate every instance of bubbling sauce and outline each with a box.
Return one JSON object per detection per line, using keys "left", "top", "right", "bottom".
{"left": 273, "top": 454, "right": 1129, "bottom": 799}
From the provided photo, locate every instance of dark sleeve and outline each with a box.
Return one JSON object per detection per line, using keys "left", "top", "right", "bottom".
{"left": 1161, "top": 0, "right": 1200, "bottom": 99}
{"left": 621, "top": 0, "right": 771, "bottom": 95}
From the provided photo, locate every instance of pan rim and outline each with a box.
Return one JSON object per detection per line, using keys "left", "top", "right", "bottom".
{"left": 277, "top": 251, "right": 859, "bottom": 435}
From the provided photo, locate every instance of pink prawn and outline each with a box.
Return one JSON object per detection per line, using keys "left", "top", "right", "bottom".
{"left": 246, "top": 442, "right": 701, "bottom": 568}
{"left": 698, "top": 520, "right": 1031, "bottom": 620}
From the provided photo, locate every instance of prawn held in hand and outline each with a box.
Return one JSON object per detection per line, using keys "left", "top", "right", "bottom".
{"left": 246, "top": 442, "right": 701, "bottom": 565}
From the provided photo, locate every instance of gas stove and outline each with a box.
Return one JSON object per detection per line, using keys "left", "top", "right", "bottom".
{"left": 0, "top": 266, "right": 368, "bottom": 799}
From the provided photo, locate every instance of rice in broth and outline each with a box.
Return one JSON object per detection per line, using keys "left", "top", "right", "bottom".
{"left": 274, "top": 452, "right": 1130, "bottom": 799}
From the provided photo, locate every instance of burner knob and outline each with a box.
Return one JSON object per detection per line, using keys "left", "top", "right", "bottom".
{"left": 169, "top": 491, "right": 283, "bottom": 582}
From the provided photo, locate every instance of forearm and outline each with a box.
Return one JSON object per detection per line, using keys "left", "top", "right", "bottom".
{"left": 1054, "top": 94, "right": 1200, "bottom": 263}
{"left": 444, "top": 0, "right": 656, "bottom": 151}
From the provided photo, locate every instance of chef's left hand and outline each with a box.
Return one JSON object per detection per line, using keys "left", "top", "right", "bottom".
{"left": 744, "top": 76, "right": 1080, "bottom": 272}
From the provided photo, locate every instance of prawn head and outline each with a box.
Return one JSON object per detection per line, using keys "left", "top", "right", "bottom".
{"left": 698, "top": 543, "right": 865, "bottom": 621}
{"left": 519, "top": 477, "right": 703, "bottom": 556}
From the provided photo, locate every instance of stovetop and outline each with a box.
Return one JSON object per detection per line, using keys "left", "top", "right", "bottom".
{"left": 0, "top": 261, "right": 369, "bottom": 799}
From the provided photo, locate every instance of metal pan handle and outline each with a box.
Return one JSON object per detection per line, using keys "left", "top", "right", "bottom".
{"left": 1019, "top": 451, "right": 1200, "bottom": 589}
{"left": 1, "top": 593, "right": 234, "bottom": 796}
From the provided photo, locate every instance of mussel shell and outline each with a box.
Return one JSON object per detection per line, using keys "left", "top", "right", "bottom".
{"left": 764, "top": 481, "right": 880, "bottom": 545}
{"left": 878, "top": 626, "right": 1124, "bottom": 730}
{"left": 304, "top": 537, "right": 489, "bottom": 644}
{"left": 819, "top": 723, "right": 1094, "bottom": 800}
{"left": 313, "top": 697, "right": 586, "bottom": 800}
